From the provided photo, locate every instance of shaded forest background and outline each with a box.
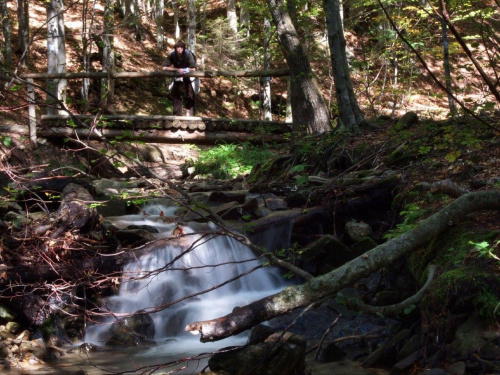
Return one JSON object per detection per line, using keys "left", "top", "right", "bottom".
{"left": 1, "top": 0, "right": 499, "bottom": 124}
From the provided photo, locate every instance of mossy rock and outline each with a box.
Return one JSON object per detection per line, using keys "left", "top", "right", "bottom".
{"left": 422, "top": 265, "right": 500, "bottom": 321}
{"left": 351, "top": 237, "right": 378, "bottom": 256}
{"left": 395, "top": 111, "right": 419, "bottom": 130}
{"left": 0, "top": 304, "right": 16, "bottom": 322}
{"left": 408, "top": 227, "right": 499, "bottom": 284}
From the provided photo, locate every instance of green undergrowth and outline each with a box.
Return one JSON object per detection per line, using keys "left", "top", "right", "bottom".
{"left": 386, "top": 116, "right": 495, "bottom": 168}
{"left": 411, "top": 225, "right": 500, "bottom": 323}
{"left": 186, "top": 142, "right": 274, "bottom": 179}
{"left": 388, "top": 187, "right": 500, "bottom": 325}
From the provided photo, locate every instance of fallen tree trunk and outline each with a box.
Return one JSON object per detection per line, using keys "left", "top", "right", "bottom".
{"left": 185, "top": 190, "right": 500, "bottom": 342}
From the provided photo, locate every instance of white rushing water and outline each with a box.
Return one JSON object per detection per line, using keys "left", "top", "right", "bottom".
{"left": 84, "top": 200, "right": 293, "bottom": 354}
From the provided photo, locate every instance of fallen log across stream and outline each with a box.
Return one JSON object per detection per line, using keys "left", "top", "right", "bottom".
{"left": 184, "top": 190, "right": 500, "bottom": 342}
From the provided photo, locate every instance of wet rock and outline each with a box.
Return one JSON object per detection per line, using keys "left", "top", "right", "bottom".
{"left": 351, "top": 237, "right": 378, "bottom": 255}
{"left": 113, "top": 229, "right": 157, "bottom": 244}
{"left": 254, "top": 206, "right": 272, "bottom": 219}
{"left": 362, "top": 328, "right": 410, "bottom": 368}
{"left": 91, "top": 178, "right": 146, "bottom": 217}
{"left": 208, "top": 342, "right": 305, "bottom": 375}
{"left": 0, "top": 304, "right": 16, "bottom": 321}
{"left": 41, "top": 316, "right": 72, "bottom": 347}
{"left": 315, "top": 341, "right": 346, "bottom": 363}
{"left": 285, "top": 192, "right": 308, "bottom": 208}
{"left": 249, "top": 324, "right": 275, "bottom": 344}
{"left": 0, "top": 330, "right": 16, "bottom": 340}
{"left": 345, "top": 220, "right": 372, "bottom": 242}
{"left": 390, "top": 349, "right": 423, "bottom": 375}
{"left": 5, "top": 322, "right": 20, "bottom": 334}
{"left": 0, "top": 342, "right": 10, "bottom": 358}
{"left": 265, "top": 332, "right": 306, "bottom": 354}
{"left": 68, "top": 342, "right": 101, "bottom": 354}
{"left": 417, "top": 369, "right": 449, "bottom": 375}
{"left": 265, "top": 196, "right": 287, "bottom": 211}
{"left": 395, "top": 111, "right": 419, "bottom": 130}
{"left": 4, "top": 211, "right": 31, "bottom": 226}
{"left": 220, "top": 205, "right": 244, "bottom": 220}
{"left": 451, "top": 315, "right": 491, "bottom": 357}
{"left": 447, "top": 361, "right": 466, "bottom": 375}
{"left": 242, "top": 197, "right": 259, "bottom": 213}
{"left": 106, "top": 310, "right": 155, "bottom": 347}
{"left": 0, "top": 201, "right": 22, "bottom": 216}
{"left": 396, "top": 332, "right": 421, "bottom": 361}
{"left": 209, "top": 191, "right": 246, "bottom": 203}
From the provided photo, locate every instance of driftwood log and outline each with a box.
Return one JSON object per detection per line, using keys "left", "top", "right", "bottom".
{"left": 185, "top": 190, "right": 500, "bottom": 342}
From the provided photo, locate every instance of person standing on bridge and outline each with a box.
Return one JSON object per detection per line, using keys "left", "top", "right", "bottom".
{"left": 162, "top": 41, "right": 197, "bottom": 117}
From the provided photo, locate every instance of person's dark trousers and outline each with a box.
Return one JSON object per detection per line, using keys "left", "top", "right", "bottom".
{"left": 172, "top": 78, "right": 195, "bottom": 116}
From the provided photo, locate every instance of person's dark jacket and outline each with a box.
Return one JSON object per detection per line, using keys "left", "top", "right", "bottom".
{"left": 162, "top": 50, "right": 196, "bottom": 70}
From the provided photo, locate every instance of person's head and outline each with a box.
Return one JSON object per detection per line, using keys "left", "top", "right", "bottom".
{"left": 174, "top": 40, "right": 186, "bottom": 56}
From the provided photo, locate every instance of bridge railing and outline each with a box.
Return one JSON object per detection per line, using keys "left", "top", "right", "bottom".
{"left": 0, "top": 69, "right": 290, "bottom": 145}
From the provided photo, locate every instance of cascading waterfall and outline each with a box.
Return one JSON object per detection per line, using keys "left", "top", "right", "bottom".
{"left": 84, "top": 200, "right": 293, "bottom": 353}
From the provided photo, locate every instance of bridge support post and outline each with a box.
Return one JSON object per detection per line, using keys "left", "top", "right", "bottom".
{"left": 27, "top": 78, "right": 37, "bottom": 147}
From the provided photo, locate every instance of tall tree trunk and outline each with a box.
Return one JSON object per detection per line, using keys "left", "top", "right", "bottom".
{"left": 266, "top": 0, "right": 331, "bottom": 134}
{"left": 187, "top": 0, "right": 196, "bottom": 53}
{"left": 324, "top": 0, "right": 364, "bottom": 132}
{"left": 155, "top": 0, "right": 164, "bottom": 48}
{"left": 226, "top": 0, "right": 237, "bottom": 35}
{"left": 100, "top": 0, "right": 115, "bottom": 109}
{"left": 262, "top": 18, "right": 272, "bottom": 121}
{"left": 172, "top": 0, "right": 180, "bottom": 40}
{"left": 17, "top": 0, "right": 29, "bottom": 67}
{"left": 239, "top": 1, "right": 250, "bottom": 38}
{"left": 80, "top": 0, "right": 94, "bottom": 113}
{"left": 1, "top": 0, "right": 12, "bottom": 68}
{"left": 133, "top": 0, "right": 142, "bottom": 40}
{"left": 46, "top": 0, "right": 67, "bottom": 115}
{"left": 439, "top": 0, "right": 455, "bottom": 116}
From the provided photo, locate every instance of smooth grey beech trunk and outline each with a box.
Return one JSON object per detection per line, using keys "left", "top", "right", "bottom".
{"left": 226, "top": 0, "right": 237, "bottom": 35}
{"left": 187, "top": 0, "right": 196, "bottom": 53}
{"left": 155, "top": 0, "right": 164, "bottom": 49}
{"left": 267, "top": 0, "right": 331, "bottom": 134}
{"left": 263, "top": 18, "right": 272, "bottom": 121}
{"left": 46, "top": 0, "right": 66, "bottom": 115}
{"left": 324, "top": 0, "right": 365, "bottom": 132}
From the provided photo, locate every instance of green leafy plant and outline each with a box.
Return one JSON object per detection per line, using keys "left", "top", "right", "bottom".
{"left": 190, "top": 142, "right": 273, "bottom": 179}
{"left": 1, "top": 136, "right": 12, "bottom": 147}
{"left": 385, "top": 203, "right": 426, "bottom": 239}
{"left": 470, "top": 240, "right": 500, "bottom": 261}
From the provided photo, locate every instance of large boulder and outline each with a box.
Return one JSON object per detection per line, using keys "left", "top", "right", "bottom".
{"left": 105, "top": 310, "right": 155, "bottom": 347}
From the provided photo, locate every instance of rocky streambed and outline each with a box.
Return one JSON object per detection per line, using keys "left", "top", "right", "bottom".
{"left": 1, "top": 166, "right": 499, "bottom": 374}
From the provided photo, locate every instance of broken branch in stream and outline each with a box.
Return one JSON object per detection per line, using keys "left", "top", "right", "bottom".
{"left": 185, "top": 190, "right": 500, "bottom": 342}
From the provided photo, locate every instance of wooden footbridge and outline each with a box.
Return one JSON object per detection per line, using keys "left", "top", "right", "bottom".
{"left": 1, "top": 69, "right": 292, "bottom": 145}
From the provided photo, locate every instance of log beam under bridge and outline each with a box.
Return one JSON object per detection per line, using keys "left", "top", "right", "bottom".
{"left": 40, "top": 114, "right": 292, "bottom": 134}
{"left": 34, "top": 114, "right": 291, "bottom": 144}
